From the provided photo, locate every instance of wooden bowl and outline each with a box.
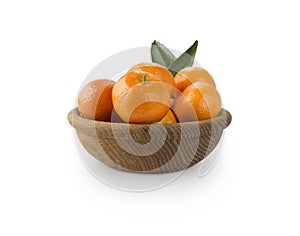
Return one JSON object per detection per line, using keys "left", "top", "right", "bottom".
{"left": 68, "top": 108, "right": 232, "bottom": 173}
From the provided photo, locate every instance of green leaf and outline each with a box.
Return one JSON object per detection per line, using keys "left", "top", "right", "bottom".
{"left": 151, "top": 40, "right": 176, "bottom": 68}
{"left": 168, "top": 40, "right": 198, "bottom": 77}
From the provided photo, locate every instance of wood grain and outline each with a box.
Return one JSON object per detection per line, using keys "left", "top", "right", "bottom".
{"left": 68, "top": 108, "right": 232, "bottom": 173}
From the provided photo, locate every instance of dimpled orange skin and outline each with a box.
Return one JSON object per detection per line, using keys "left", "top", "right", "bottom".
{"left": 129, "top": 62, "right": 175, "bottom": 95}
{"left": 159, "top": 110, "right": 177, "bottom": 124}
{"left": 112, "top": 70, "right": 170, "bottom": 124}
{"left": 174, "top": 67, "right": 216, "bottom": 92}
{"left": 173, "top": 82, "right": 221, "bottom": 122}
{"left": 78, "top": 79, "right": 115, "bottom": 121}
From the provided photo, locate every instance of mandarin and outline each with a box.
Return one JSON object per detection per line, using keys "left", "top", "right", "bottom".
{"left": 174, "top": 67, "right": 216, "bottom": 92}
{"left": 78, "top": 79, "right": 115, "bottom": 121}
{"left": 173, "top": 82, "right": 221, "bottom": 122}
{"left": 129, "top": 62, "right": 174, "bottom": 95}
{"left": 112, "top": 70, "right": 170, "bottom": 124}
{"left": 159, "top": 110, "right": 177, "bottom": 124}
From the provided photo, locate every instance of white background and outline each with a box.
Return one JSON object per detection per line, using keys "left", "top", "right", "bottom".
{"left": 1, "top": 0, "right": 300, "bottom": 235}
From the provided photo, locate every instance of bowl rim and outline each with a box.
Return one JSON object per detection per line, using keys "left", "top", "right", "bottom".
{"left": 68, "top": 108, "right": 232, "bottom": 131}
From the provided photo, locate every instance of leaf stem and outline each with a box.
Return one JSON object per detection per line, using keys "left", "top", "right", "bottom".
{"left": 141, "top": 75, "right": 149, "bottom": 84}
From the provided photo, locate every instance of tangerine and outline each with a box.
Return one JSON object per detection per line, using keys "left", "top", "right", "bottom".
{"left": 173, "top": 82, "right": 221, "bottom": 122}
{"left": 112, "top": 70, "right": 170, "bottom": 123}
{"left": 159, "top": 110, "right": 177, "bottom": 124}
{"left": 174, "top": 67, "right": 216, "bottom": 92}
{"left": 78, "top": 79, "right": 115, "bottom": 121}
{"left": 129, "top": 62, "right": 175, "bottom": 95}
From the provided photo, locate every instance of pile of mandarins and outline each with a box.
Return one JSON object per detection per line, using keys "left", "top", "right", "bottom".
{"left": 78, "top": 63, "right": 221, "bottom": 124}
